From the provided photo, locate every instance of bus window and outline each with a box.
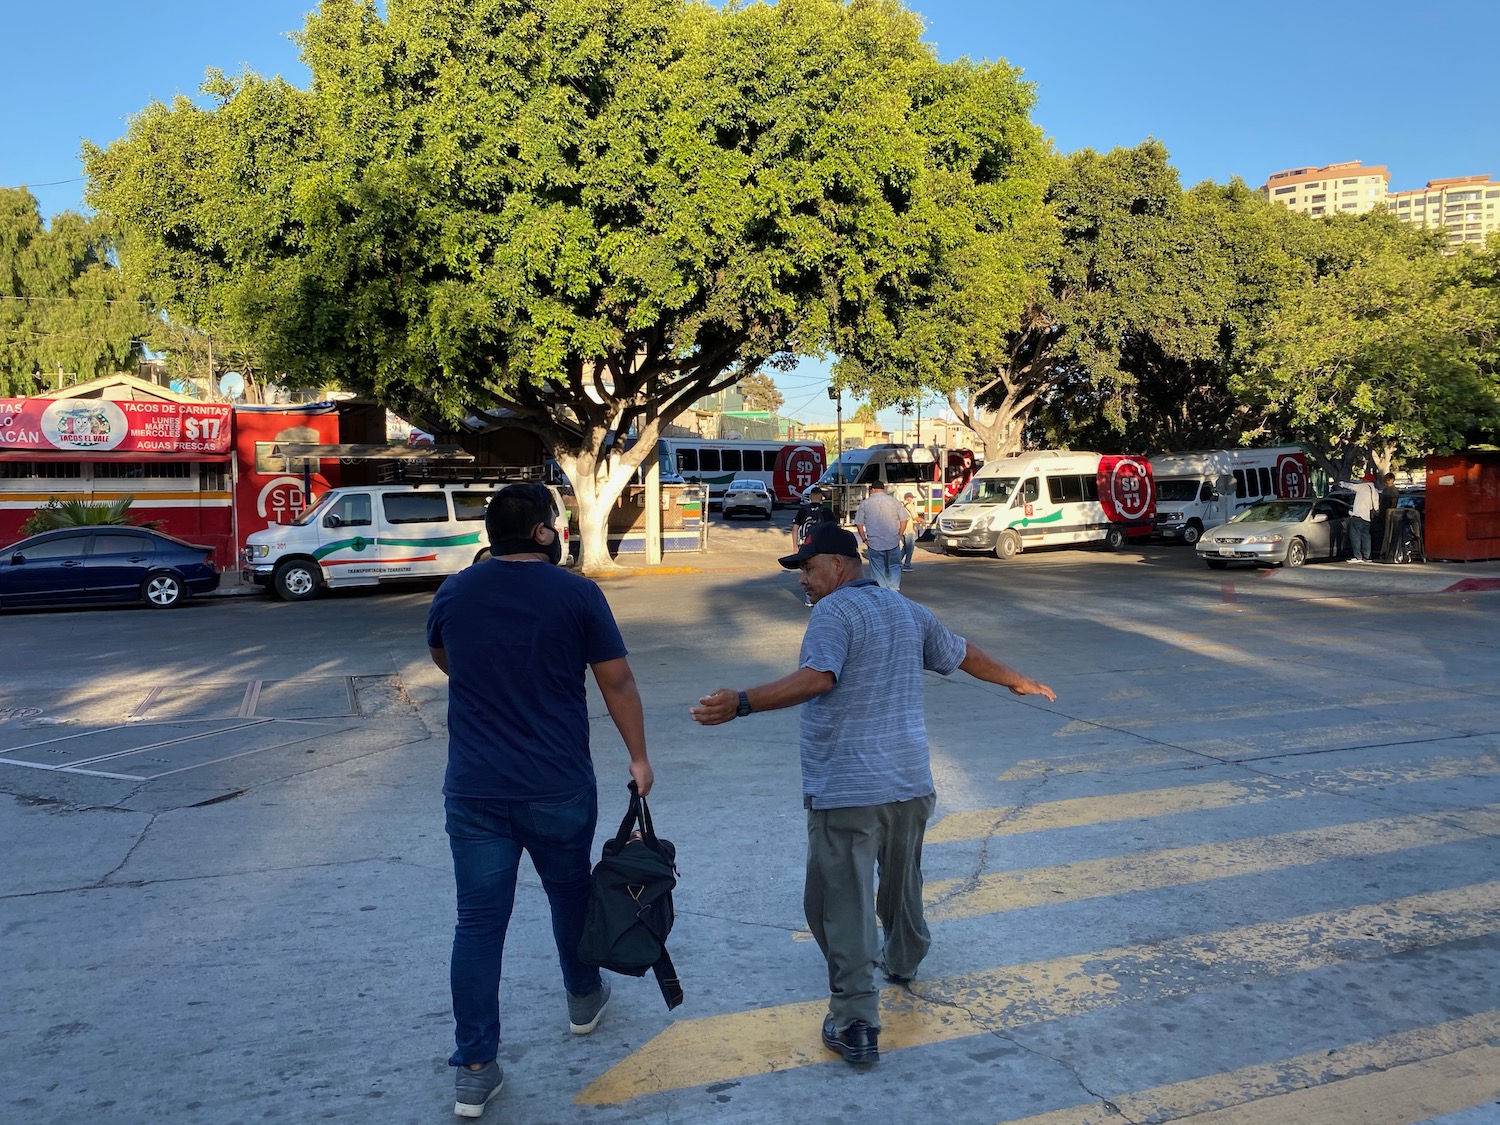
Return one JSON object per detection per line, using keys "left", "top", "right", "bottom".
{"left": 741, "top": 450, "right": 762, "bottom": 471}
{"left": 721, "top": 450, "right": 742, "bottom": 472}
{"left": 677, "top": 450, "right": 698, "bottom": 472}
{"left": 700, "top": 450, "right": 721, "bottom": 472}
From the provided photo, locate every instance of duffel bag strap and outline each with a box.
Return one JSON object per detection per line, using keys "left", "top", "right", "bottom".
{"left": 651, "top": 948, "right": 684, "bottom": 1010}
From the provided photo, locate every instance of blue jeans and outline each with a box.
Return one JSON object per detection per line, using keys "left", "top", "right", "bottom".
{"left": 1349, "top": 517, "right": 1371, "bottom": 561}
{"left": 866, "top": 546, "right": 903, "bottom": 591}
{"left": 900, "top": 530, "right": 917, "bottom": 569}
{"left": 445, "top": 789, "right": 600, "bottom": 1066}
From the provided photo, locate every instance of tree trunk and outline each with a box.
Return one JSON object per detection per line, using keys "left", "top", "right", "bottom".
{"left": 554, "top": 428, "right": 658, "bottom": 577}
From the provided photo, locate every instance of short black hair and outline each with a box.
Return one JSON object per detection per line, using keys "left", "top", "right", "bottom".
{"left": 485, "top": 483, "right": 554, "bottom": 546}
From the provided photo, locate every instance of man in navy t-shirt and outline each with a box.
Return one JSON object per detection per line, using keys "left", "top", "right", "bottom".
{"left": 427, "top": 483, "right": 654, "bottom": 1119}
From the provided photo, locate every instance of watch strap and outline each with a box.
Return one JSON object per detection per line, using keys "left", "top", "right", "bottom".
{"left": 736, "top": 690, "right": 752, "bottom": 718}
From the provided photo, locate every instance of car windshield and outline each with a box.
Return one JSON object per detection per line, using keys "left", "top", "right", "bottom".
{"left": 816, "top": 454, "right": 867, "bottom": 485}
{"left": 289, "top": 492, "right": 335, "bottom": 527}
{"left": 1156, "top": 479, "right": 1202, "bottom": 502}
{"left": 954, "top": 476, "right": 1018, "bottom": 506}
{"left": 1232, "top": 501, "right": 1312, "bottom": 523}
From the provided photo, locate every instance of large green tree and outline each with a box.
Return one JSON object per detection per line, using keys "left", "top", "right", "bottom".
{"left": 87, "top": 0, "right": 1045, "bottom": 571}
{"left": 1236, "top": 212, "right": 1500, "bottom": 478}
{"left": 0, "top": 188, "right": 150, "bottom": 396}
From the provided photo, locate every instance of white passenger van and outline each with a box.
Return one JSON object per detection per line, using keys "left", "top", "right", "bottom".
{"left": 240, "top": 481, "right": 570, "bottom": 601}
{"left": 1149, "top": 447, "right": 1311, "bottom": 545}
{"left": 935, "top": 451, "right": 1154, "bottom": 559}
{"left": 800, "top": 444, "right": 938, "bottom": 519}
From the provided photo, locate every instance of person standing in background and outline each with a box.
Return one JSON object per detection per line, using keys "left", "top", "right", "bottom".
{"left": 854, "top": 481, "right": 908, "bottom": 592}
{"left": 1337, "top": 476, "right": 1379, "bottom": 563}
{"left": 899, "top": 491, "right": 924, "bottom": 573}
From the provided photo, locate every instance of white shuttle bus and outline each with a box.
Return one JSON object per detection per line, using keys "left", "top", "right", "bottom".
{"left": 936, "top": 450, "right": 1154, "bottom": 559}
{"left": 1149, "top": 447, "right": 1311, "bottom": 545}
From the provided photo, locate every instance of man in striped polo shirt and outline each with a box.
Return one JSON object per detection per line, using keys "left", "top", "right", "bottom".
{"left": 690, "top": 522, "right": 1055, "bottom": 1066}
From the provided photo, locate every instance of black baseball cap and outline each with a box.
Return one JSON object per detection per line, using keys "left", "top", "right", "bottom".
{"left": 778, "top": 522, "right": 861, "bottom": 569}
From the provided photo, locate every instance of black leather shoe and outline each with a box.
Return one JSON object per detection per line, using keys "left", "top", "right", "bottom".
{"left": 822, "top": 1016, "right": 879, "bottom": 1065}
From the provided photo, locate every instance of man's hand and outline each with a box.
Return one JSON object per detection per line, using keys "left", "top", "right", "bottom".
{"left": 629, "top": 758, "right": 654, "bottom": 797}
{"left": 690, "top": 688, "right": 738, "bottom": 726}
{"left": 1009, "top": 676, "right": 1057, "bottom": 702}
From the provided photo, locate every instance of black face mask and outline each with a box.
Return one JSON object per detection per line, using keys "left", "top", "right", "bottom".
{"left": 491, "top": 526, "right": 562, "bottom": 565}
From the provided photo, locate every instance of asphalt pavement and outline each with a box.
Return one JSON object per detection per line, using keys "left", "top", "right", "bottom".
{"left": 3, "top": 513, "right": 1499, "bottom": 1125}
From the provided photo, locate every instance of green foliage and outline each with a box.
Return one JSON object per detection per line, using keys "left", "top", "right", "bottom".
{"left": 86, "top": 0, "right": 1048, "bottom": 570}
{"left": 19, "top": 495, "right": 159, "bottom": 536}
{"left": 738, "top": 371, "right": 784, "bottom": 413}
{"left": 1235, "top": 212, "right": 1500, "bottom": 475}
{"left": 0, "top": 189, "right": 152, "bottom": 396}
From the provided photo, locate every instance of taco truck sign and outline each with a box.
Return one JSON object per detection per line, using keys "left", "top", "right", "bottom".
{"left": 0, "top": 399, "right": 233, "bottom": 454}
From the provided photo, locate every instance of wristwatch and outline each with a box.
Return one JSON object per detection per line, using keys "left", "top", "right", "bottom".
{"left": 735, "top": 690, "right": 752, "bottom": 718}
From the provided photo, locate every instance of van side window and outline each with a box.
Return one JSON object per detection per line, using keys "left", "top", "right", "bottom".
{"left": 1199, "top": 481, "right": 1214, "bottom": 502}
{"left": 721, "top": 450, "right": 742, "bottom": 472}
{"left": 452, "top": 492, "right": 490, "bottom": 522}
{"left": 1258, "top": 467, "right": 1274, "bottom": 496}
{"left": 677, "top": 450, "right": 698, "bottom": 472}
{"left": 1234, "top": 469, "right": 1254, "bottom": 498}
{"left": 1047, "top": 475, "right": 1084, "bottom": 503}
{"left": 856, "top": 462, "right": 881, "bottom": 484}
{"left": 383, "top": 493, "right": 449, "bottom": 524}
{"left": 700, "top": 450, "right": 721, "bottom": 472}
{"left": 332, "top": 494, "right": 373, "bottom": 527}
{"left": 1081, "top": 475, "right": 1099, "bottom": 501}
{"left": 1019, "top": 477, "right": 1040, "bottom": 504}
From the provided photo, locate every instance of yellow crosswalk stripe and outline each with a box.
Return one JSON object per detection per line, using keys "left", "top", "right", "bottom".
{"left": 925, "top": 804, "right": 1500, "bottom": 922}
{"left": 999, "top": 1010, "right": 1500, "bottom": 1124}
{"left": 928, "top": 752, "right": 1500, "bottom": 844}
{"left": 576, "top": 881, "right": 1500, "bottom": 1105}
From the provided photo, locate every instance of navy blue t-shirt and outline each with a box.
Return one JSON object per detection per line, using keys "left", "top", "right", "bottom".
{"left": 426, "top": 559, "right": 628, "bottom": 801}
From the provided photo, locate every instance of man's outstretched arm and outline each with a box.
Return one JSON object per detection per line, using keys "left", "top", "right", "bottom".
{"left": 958, "top": 642, "right": 1056, "bottom": 701}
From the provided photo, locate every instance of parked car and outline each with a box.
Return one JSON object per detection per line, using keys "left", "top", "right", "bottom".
{"left": 0, "top": 526, "right": 219, "bottom": 610}
{"left": 1196, "top": 497, "right": 1351, "bottom": 569}
{"left": 721, "top": 480, "right": 774, "bottom": 520}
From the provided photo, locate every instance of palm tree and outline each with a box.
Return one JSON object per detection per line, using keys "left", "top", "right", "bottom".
{"left": 20, "top": 496, "right": 158, "bottom": 536}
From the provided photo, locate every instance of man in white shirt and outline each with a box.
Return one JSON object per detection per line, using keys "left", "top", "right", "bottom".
{"left": 1336, "top": 477, "right": 1379, "bottom": 562}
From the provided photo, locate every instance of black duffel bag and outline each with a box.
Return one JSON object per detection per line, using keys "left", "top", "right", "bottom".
{"left": 577, "top": 782, "right": 683, "bottom": 1010}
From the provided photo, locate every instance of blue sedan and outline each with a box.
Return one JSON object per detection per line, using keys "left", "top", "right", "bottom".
{"left": 0, "top": 527, "right": 219, "bottom": 610}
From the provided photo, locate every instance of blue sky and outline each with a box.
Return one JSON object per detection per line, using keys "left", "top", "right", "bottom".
{"left": 5, "top": 1, "right": 1497, "bottom": 424}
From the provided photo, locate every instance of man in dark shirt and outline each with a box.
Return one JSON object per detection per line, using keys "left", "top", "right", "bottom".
{"left": 427, "top": 483, "right": 654, "bottom": 1119}
{"left": 1377, "top": 472, "right": 1400, "bottom": 560}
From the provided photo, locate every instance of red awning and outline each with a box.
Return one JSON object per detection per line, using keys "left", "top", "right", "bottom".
{"left": 0, "top": 450, "right": 232, "bottom": 463}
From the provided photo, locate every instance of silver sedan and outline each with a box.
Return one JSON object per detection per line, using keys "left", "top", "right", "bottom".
{"left": 1196, "top": 498, "right": 1352, "bottom": 569}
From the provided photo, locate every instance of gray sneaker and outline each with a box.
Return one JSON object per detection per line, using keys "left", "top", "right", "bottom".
{"left": 453, "top": 1061, "right": 503, "bottom": 1118}
{"left": 568, "top": 977, "right": 611, "bottom": 1035}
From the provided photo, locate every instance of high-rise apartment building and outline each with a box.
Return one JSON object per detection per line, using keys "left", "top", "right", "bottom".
{"left": 1258, "top": 161, "right": 1500, "bottom": 248}
{"left": 1259, "top": 161, "right": 1390, "bottom": 217}
{"left": 1386, "top": 175, "right": 1500, "bottom": 249}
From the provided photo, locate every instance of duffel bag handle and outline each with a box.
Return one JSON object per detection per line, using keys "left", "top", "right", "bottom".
{"left": 611, "top": 780, "right": 661, "bottom": 849}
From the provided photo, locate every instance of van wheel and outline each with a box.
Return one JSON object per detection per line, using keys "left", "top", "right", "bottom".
{"left": 1182, "top": 522, "right": 1202, "bottom": 546}
{"left": 994, "top": 529, "right": 1021, "bottom": 560}
{"left": 274, "top": 560, "right": 322, "bottom": 602}
{"left": 1103, "top": 524, "right": 1128, "bottom": 551}
{"left": 1284, "top": 538, "right": 1307, "bottom": 568}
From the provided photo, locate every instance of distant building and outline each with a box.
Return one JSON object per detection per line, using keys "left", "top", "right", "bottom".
{"left": 1258, "top": 160, "right": 1500, "bottom": 249}
{"left": 1386, "top": 175, "right": 1500, "bottom": 250}
{"left": 1258, "top": 161, "right": 1390, "bottom": 218}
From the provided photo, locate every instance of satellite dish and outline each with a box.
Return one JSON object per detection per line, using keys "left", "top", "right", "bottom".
{"left": 219, "top": 371, "right": 246, "bottom": 400}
